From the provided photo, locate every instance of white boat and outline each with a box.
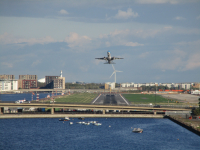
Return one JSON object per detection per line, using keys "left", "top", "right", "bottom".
{"left": 85, "top": 122, "right": 90, "bottom": 125}
{"left": 90, "top": 121, "right": 98, "bottom": 124}
{"left": 59, "top": 117, "right": 70, "bottom": 121}
{"left": 132, "top": 128, "right": 143, "bottom": 133}
{"left": 77, "top": 122, "right": 82, "bottom": 124}
{"left": 94, "top": 123, "right": 102, "bottom": 126}
{"left": 70, "top": 122, "right": 73, "bottom": 125}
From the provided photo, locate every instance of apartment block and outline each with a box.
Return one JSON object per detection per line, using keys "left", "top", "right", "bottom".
{"left": 19, "top": 75, "right": 37, "bottom": 80}
{"left": 0, "top": 80, "right": 18, "bottom": 91}
{"left": 0, "top": 75, "right": 15, "bottom": 80}
{"left": 18, "top": 80, "right": 37, "bottom": 89}
{"left": 45, "top": 76, "right": 65, "bottom": 89}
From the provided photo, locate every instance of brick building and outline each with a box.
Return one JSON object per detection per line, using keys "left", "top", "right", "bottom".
{"left": 18, "top": 80, "right": 37, "bottom": 89}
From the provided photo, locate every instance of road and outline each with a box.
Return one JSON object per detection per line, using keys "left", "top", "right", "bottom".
{"left": 91, "top": 94, "right": 130, "bottom": 105}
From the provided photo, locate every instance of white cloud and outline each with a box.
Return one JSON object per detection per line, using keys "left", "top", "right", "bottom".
{"left": 0, "top": 33, "right": 56, "bottom": 45}
{"left": 135, "top": 0, "right": 197, "bottom": 4}
{"left": 174, "top": 16, "right": 186, "bottom": 20}
{"left": 174, "top": 39, "right": 200, "bottom": 46}
{"left": 153, "top": 47, "right": 200, "bottom": 71}
{"left": 139, "top": 52, "right": 150, "bottom": 58}
{"left": 182, "top": 54, "right": 200, "bottom": 71}
{"left": 64, "top": 32, "right": 92, "bottom": 50}
{"left": 123, "top": 42, "right": 144, "bottom": 47}
{"left": 196, "top": 15, "right": 200, "bottom": 20}
{"left": 80, "top": 65, "right": 89, "bottom": 72}
{"left": 31, "top": 60, "right": 41, "bottom": 67}
{"left": 59, "top": 9, "right": 69, "bottom": 15}
{"left": 1, "top": 62, "right": 13, "bottom": 68}
{"left": 114, "top": 8, "right": 138, "bottom": 19}
{"left": 99, "top": 28, "right": 168, "bottom": 40}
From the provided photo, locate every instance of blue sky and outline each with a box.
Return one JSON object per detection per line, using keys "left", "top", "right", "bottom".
{"left": 0, "top": 0, "right": 200, "bottom": 83}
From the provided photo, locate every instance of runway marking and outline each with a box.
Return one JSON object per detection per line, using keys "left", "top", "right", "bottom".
{"left": 92, "top": 94, "right": 101, "bottom": 104}
{"left": 119, "top": 94, "right": 129, "bottom": 105}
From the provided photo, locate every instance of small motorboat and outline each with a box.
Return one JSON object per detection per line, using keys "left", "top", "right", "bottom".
{"left": 94, "top": 123, "right": 102, "bottom": 126}
{"left": 84, "top": 122, "right": 90, "bottom": 125}
{"left": 78, "top": 117, "right": 85, "bottom": 120}
{"left": 59, "top": 117, "right": 70, "bottom": 121}
{"left": 70, "top": 122, "right": 73, "bottom": 125}
{"left": 132, "top": 128, "right": 143, "bottom": 133}
{"left": 81, "top": 122, "right": 86, "bottom": 124}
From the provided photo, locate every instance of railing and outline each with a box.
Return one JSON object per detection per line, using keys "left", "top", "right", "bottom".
{"left": 0, "top": 101, "right": 198, "bottom": 109}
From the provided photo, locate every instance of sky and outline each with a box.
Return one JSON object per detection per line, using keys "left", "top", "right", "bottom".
{"left": 0, "top": 0, "right": 200, "bottom": 83}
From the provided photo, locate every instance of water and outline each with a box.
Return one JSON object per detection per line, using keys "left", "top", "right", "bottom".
{"left": 0, "top": 118, "right": 200, "bottom": 150}
{"left": 0, "top": 93, "right": 61, "bottom": 102}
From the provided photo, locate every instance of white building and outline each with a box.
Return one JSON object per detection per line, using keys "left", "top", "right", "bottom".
{"left": 105, "top": 82, "right": 115, "bottom": 89}
{"left": 0, "top": 80, "right": 18, "bottom": 91}
{"left": 38, "top": 78, "right": 45, "bottom": 83}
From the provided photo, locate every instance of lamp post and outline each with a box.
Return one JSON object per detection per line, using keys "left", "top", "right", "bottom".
{"left": 155, "top": 84, "right": 157, "bottom": 105}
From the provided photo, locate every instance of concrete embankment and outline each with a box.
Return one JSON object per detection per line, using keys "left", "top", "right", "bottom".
{"left": 167, "top": 116, "right": 200, "bottom": 136}
{"left": 0, "top": 114, "right": 164, "bottom": 119}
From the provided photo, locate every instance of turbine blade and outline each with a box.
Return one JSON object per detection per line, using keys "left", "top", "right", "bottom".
{"left": 112, "top": 64, "right": 115, "bottom": 71}
{"left": 116, "top": 70, "right": 123, "bottom": 72}
{"left": 109, "top": 72, "right": 115, "bottom": 78}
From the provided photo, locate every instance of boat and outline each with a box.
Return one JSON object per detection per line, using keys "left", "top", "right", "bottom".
{"left": 70, "top": 122, "right": 73, "bottom": 125}
{"left": 94, "top": 123, "right": 102, "bottom": 126}
{"left": 76, "top": 122, "right": 82, "bottom": 124}
{"left": 84, "top": 122, "right": 90, "bottom": 125}
{"left": 59, "top": 117, "right": 70, "bottom": 121}
{"left": 132, "top": 128, "right": 143, "bottom": 133}
{"left": 78, "top": 117, "right": 85, "bottom": 120}
{"left": 90, "top": 121, "right": 98, "bottom": 124}
{"left": 81, "top": 122, "right": 86, "bottom": 124}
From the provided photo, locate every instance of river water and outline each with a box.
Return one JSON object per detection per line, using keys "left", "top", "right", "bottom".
{"left": 0, "top": 118, "right": 200, "bottom": 150}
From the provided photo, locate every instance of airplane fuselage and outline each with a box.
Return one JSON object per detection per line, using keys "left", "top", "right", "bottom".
{"left": 107, "top": 51, "right": 111, "bottom": 62}
{"left": 95, "top": 51, "right": 123, "bottom": 64}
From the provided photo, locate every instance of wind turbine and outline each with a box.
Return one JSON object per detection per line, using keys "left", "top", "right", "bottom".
{"left": 110, "top": 64, "right": 122, "bottom": 83}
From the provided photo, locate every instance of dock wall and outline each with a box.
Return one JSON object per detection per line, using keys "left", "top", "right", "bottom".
{"left": 0, "top": 114, "right": 164, "bottom": 119}
{"left": 167, "top": 116, "right": 200, "bottom": 136}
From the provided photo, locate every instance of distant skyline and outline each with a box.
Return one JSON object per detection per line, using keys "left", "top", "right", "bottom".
{"left": 0, "top": 0, "right": 200, "bottom": 83}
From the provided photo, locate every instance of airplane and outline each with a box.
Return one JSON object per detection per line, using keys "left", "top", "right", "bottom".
{"left": 95, "top": 51, "right": 123, "bottom": 64}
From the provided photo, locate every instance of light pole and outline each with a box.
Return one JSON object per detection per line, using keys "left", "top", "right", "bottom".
{"left": 155, "top": 85, "right": 157, "bottom": 105}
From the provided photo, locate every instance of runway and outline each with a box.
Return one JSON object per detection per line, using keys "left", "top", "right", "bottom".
{"left": 91, "top": 94, "right": 130, "bottom": 105}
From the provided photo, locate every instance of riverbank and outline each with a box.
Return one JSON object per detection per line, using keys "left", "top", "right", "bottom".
{"left": 0, "top": 114, "right": 164, "bottom": 119}
{"left": 167, "top": 115, "right": 200, "bottom": 136}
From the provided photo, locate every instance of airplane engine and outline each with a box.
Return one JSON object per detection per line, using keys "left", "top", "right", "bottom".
{"left": 112, "top": 57, "right": 115, "bottom": 60}
{"left": 104, "top": 57, "right": 106, "bottom": 60}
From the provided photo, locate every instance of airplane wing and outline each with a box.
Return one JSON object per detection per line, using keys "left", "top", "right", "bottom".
{"left": 95, "top": 57, "right": 107, "bottom": 60}
{"left": 111, "top": 57, "right": 123, "bottom": 60}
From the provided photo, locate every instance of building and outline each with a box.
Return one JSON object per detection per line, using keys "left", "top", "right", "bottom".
{"left": 52, "top": 77, "right": 65, "bottom": 89}
{"left": 18, "top": 75, "right": 38, "bottom": 89}
{"left": 192, "top": 83, "right": 200, "bottom": 89}
{"left": 45, "top": 75, "right": 65, "bottom": 89}
{"left": 105, "top": 82, "right": 115, "bottom": 90}
{"left": 0, "top": 79, "right": 18, "bottom": 91}
{"left": 0, "top": 75, "right": 15, "bottom": 80}
{"left": 18, "top": 80, "right": 37, "bottom": 89}
{"left": 19, "top": 75, "right": 37, "bottom": 80}
{"left": 38, "top": 78, "right": 45, "bottom": 83}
